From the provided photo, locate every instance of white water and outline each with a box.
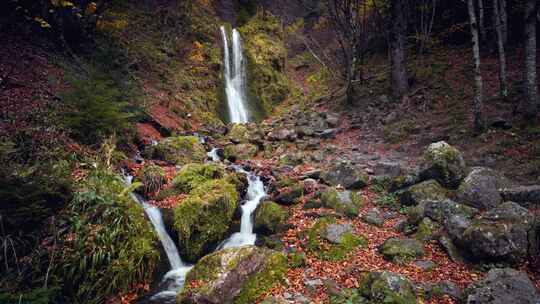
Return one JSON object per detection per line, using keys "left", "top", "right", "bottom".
{"left": 220, "top": 26, "right": 249, "bottom": 123}
{"left": 123, "top": 174, "right": 192, "bottom": 303}
{"left": 220, "top": 168, "right": 266, "bottom": 249}
{"left": 207, "top": 148, "right": 221, "bottom": 162}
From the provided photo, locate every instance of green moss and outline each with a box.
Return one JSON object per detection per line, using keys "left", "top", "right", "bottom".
{"left": 148, "top": 136, "right": 206, "bottom": 165}
{"left": 172, "top": 163, "right": 225, "bottom": 193}
{"left": 358, "top": 272, "right": 418, "bottom": 304}
{"left": 379, "top": 238, "right": 425, "bottom": 265}
{"left": 238, "top": 12, "right": 290, "bottom": 118}
{"left": 305, "top": 218, "right": 367, "bottom": 262}
{"left": 228, "top": 124, "right": 250, "bottom": 143}
{"left": 173, "top": 179, "right": 239, "bottom": 262}
{"left": 254, "top": 201, "right": 288, "bottom": 234}
{"left": 422, "top": 141, "right": 466, "bottom": 188}
{"left": 414, "top": 218, "right": 439, "bottom": 242}
{"left": 399, "top": 180, "right": 447, "bottom": 206}
{"left": 224, "top": 143, "right": 259, "bottom": 161}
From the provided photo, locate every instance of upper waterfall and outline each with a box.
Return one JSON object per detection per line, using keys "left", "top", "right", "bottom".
{"left": 220, "top": 26, "right": 249, "bottom": 123}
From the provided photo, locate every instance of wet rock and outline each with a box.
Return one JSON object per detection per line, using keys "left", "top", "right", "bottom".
{"left": 320, "top": 187, "right": 364, "bottom": 218}
{"left": 374, "top": 161, "right": 402, "bottom": 179}
{"left": 464, "top": 268, "right": 540, "bottom": 304}
{"left": 500, "top": 185, "right": 540, "bottom": 206}
{"left": 420, "top": 141, "right": 467, "bottom": 188}
{"left": 323, "top": 223, "right": 353, "bottom": 244}
{"left": 358, "top": 271, "right": 417, "bottom": 304}
{"left": 178, "top": 246, "right": 287, "bottom": 304}
{"left": 318, "top": 128, "right": 338, "bottom": 139}
{"left": 456, "top": 167, "right": 512, "bottom": 210}
{"left": 362, "top": 208, "right": 385, "bottom": 227}
{"left": 144, "top": 135, "right": 206, "bottom": 165}
{"left": 379, "top": 237, "right": 425, "bottom": 264}
{"left": 223, "top": 143, "right": 258, "bottom": 161}
{"left": 321, "top": 161, "right": 369, "bottom": 189}
{"left": 461, "top": 202, "right": 534, "bottom": 263}
{"left": 254, "top": 201, "right": 288, "bottom": 235}
{"left": 399, "top": 179, "right": 447, "bottom": 206}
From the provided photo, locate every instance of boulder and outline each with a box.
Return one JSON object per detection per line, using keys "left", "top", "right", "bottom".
{"left": 320, "top": 188, "right": 364, "bottom": 218}
{"left": 358, "top": 271, "right": 418, "bottom": 304}
{"left": 228, "top": 124, "right": 250, "bottom": 143}
{"left": 464, "top": 268, "right": 540, "bottom": 304}
{"left": 178, "top": 246, "right": 287, "bottom": 304}
{"left": 420, "top": 141, "right": 467, "bottom": 188}
{"left": 399, "top": 180, "right": 447, "bottom": 206}
{"left": 145, "top": 136, "right": 206, "bottom": 165}
{"left": 379, "top": 237, "right": 425, "bottom": 264}
{"left": 456, "top": 167, "right": 512, "bottom": 210}
{"left": 461, "top": 202, "right": 534, "bottom": 263}
{"left": 173, "top": 179, "right": 239, "bottom": 262}
{"left": 323, "top": 223, "right": 353, "bottom": 244}
{"left": 254, "top": 201, "right": 288, "bottom": 235}
{"left": 423, "top": 281, "right": 462, "bottom": 300}
{"left": 362, "top": 208, "right": 385, "bottom": 227}
{"left": 223, "top": 143, "right": 258, "bottom": 161}
{"left": 274, "top": 182, "right": 304, "bottom": 205}
{"left": 500, "top": 185, "right": 540, "bottom": 206}
{"left": 321, "top": 161, "right": 369, "bottom": 189}
{"left": 390, "top": 172, "right": 421, "bottom": 192}
{"left": 374, "top": 161, "right": 402, "bottom": 179}
{"left": 172, "top": 163, "right": 225, "bottom": 193}
{"left": 407, "top": 199, "right": 478, "bottom": 226}
{"left": 413, "top": 217, "right": 440, "bottom": 242}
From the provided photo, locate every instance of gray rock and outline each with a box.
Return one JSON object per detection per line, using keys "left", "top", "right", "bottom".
{"left": 439, "top": 235, "right": 465, "bottom": 263}
{"left": 399, "top": 179, "right": 448, "bottom": 206}
{"left": 363, "top": 208, "right": 385, "bottom": 227}
{"left": 374, "top": 161, "right": 402, "bottom": 179}
{"left": 318, "top": 128, "right": 338, "bottom": 139}
{"left": 425, "top": 281, "right": 462, "bottom": 299}
{"left": 456, "top": 167, "right": 512, "bottom": 210}
{"left": 464, "top": 268, "right": 540, "bottom": 304}
{"left": 324, "top": 223, "right": 353, "bottom": 244}
{"left": 326, "top": 113, "right": 340, "bottom": 127}
{"left": 414, "top": 260, "right": 436, "bottom": 271}
{"left": 358, "top": 271, "right": 417, "bottom": 304}
{"left": 379, "top": 237, "right": 425, "bottom": 264}
{"left": 501, "top": 185, "right": 540, "bottom": 206}
{"left": 420, "top": 141, "right": 467, "bottom": 188}
{"left": 321, "top": 161, "right": 369, "bottom": 189}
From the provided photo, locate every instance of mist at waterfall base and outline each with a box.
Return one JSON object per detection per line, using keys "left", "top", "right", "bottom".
{"left": 220, "top": 26, "right": 250, "bottom": 124}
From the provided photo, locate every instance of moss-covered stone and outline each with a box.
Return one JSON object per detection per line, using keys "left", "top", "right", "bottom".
{"left": 413, "top": 217, "right": 440, "bottom": 242}
{"left": 173, "top": 179, "right": 239, "bottom": 262}
{"left": 398, "top": 179, "right": 447, "bottom": 206}
{"left": 304, "top": 218, "right": 366, "bottom": 261}
{"left": 146, "top": 136, "right": 206, "bottom": 165}
{"left": 358, "top": 271, "right": 418, "bottom": 304}
{"left": 228, "top": 124, "right": 250, "bottom": 143}
{"left": 274, "top": 181, "right": 304, "bottom": 205}
{"left": 223, "top": 143, "right": 258, "bottom": 161}
{"left": 254, "top": 201, "right": 288, "bottom": 235}
{"left": 321, "top": 188, "right": 364, "bottom": 218}
{"left": 177, "top": 246, "right": 287, "bottom": 304}
{"left": 420, "top": 141, "right": 467, "bottom": 189}
{"left": 379, "top": 237, "right": 425, "bottom": 264}
{"left": 172, "top": 163, "right": 225, "bottom": 193}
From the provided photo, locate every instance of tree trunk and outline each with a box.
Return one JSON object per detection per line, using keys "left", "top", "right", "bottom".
{"left": 499, "top": 0, "right": 508, "bottom": 45}
{"left": 477, "top": 0, "right": 486, "bottom": 41}
{"left": 467, "top": 0, "right": 485, "bottom": 132}
{"left": 524, "top": 0, "right": 538, "bottom": 118}
{"left": 390, "top": 0, "right": 409, "bottom": 98}
{"left": 493, "top": 0, "right": 508, "bottom": 97}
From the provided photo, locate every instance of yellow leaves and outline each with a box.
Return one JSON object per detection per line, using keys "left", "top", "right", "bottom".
{"left": 34, "top": 16, "right": 51, "bottom": 28}
{"left": 50, "top": 0, "right": 75, "bottom": 8}
{"left": 189, "top": 41, "right": 205, "bottom": 63}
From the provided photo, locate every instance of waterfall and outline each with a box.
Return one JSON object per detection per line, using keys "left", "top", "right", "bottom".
{"left": 220, "top": 167, "right": 266, "bottom": 249}
{"left": 220, "top": 26, "right": 249, "bottom": 123}
{"left": 123, "top": 173, "right": 192, "bottom": 303}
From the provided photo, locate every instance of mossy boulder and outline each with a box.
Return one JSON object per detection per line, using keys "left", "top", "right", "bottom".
{"left": 304, "top": 218, "right": 366, "bottom": 261}
{"left": 379, "top": 237, "right": 425, "bottom": 264}
{"left": 461, "top": 202, "right": 534, "bottom": 263}
{"left": 321, "top": 187, "right": 364, "bottom": 217}
{"left": 228, "top": 124, "right": 250, "bottom": 143}
{"left": 254, "top": 201, "right": 288, "bottom": 235}
{"left": 398, "top": 179, "right": 447, "bottom": 206}
{"left": 173, "top": 179, "right": 239, "bottom": 262}
{"left": 177, "top": 246, "right": 287, "bottom": 304}
{"left": 456, "top": 167, "right": 512, "bottom": 210}
{"left": 413, "top": 217, "right": 440, "bottom": 242}
{"left": 358, "top": 271, "right": 418, "bottom": 304}
{"left": 146, "top": 136, "right": 206, "bottom": 165}
{"left": 172, "top": 163, "right": 225, "bottom": 193}
{"left": 274, "top": 181, "right": 304, "bottom": 205}
{"left": 420, "top": 141, "right": 467, "bottom": 189}
{"left": 321, "top": 161, "right": 369, "bottom": 189}
{"left": 407, "top": 199, "right": 478, "bottom": 226}
{"left": 223, "top": 143, "right": 258, "bottom": 161}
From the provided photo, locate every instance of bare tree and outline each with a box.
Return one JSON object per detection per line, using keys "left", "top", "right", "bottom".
{"left": 499, "top": 0, "right": 507, "bottom": 45}
{"left": 328, "top": 0, "right": 365, "bottom": 104}
{"left": 390, "top": 0, "right": 409, "bottom": 98}
{"left": 524, "top": 0, "right": 538, "bottom": 118}
{"left": 493, "top": 0, "right": 507, "bottom": 97}
{"left": 477, "top": 0, "right": 486, "bottom": 40}
{"left": 466, "top": 0, "right": 485, "bottom": 131}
